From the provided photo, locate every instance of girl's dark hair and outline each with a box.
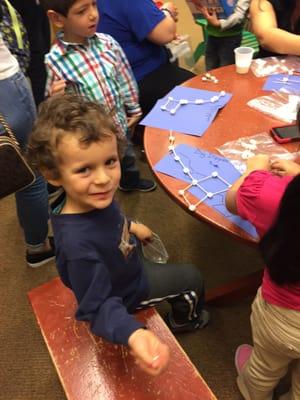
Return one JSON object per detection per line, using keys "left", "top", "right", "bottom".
{"left": 260, "top": 0, "right": 295, "bottom": 10}
{"left": 259, "top": 0, "right": 299, "bottom": 33}
{"left": 259, "top": 174, "right": 300, "bottom": 285}
{"left": 259, "top": 107, "right": 300, "bottom": 285}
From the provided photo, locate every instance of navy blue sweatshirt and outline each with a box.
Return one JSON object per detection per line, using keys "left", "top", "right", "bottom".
{"left": 51, "top": 201, "right": 150, "bottom": 345}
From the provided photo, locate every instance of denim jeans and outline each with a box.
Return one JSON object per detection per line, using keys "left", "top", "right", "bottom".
{"left": 0, "top": 71, "right": 49, "bottom": 245}
{"left": 205, "top": 33, "right": 242, "bottom": 71}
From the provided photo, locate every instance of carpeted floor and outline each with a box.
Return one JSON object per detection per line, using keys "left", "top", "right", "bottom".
{"left": 0, "top": 153, "right": 269, "bottom": 400}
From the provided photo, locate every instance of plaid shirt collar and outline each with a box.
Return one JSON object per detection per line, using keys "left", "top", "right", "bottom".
{"left": 55, "top": 31, "right": 98, "bottom": 55}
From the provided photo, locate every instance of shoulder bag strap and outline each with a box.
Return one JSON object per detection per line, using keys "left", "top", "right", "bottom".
{"left": 0, "top": 114, "right": 20, "bottom": 149}
{"left": 3, "top": 0, "right": 24, "bottom": 49}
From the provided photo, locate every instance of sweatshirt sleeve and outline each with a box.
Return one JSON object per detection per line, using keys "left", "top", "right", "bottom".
{"left": 219, "top": 0, "right": 250, "bottom": 30}
{"left": 67, "top": 257, "right": 144, "bottom": 345}
{"left": 236, "top": 170, "right": 269, "bottom": 224}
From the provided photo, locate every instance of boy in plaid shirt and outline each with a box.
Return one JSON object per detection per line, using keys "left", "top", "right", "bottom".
{"left": 40, "top": 0, "right": 156, "bottom": 192}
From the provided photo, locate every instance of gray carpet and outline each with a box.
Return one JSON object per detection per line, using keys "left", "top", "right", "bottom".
{"left": 0, "top": 155, "right": 266, "bottom": 400}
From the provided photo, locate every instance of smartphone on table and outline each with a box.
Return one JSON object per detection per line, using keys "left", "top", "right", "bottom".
{"left": 270, "top": 124, "right": 300, "bottom": 144}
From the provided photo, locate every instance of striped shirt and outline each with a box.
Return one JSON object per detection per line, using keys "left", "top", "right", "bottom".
{"left": 44, "top": 32, "right": 141, "bottom": 136}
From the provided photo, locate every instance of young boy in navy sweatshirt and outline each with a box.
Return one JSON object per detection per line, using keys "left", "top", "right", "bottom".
{"left": 28, "top": 94, "right": 208, "bottom": 375}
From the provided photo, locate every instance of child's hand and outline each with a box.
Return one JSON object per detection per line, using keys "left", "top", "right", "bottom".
{"left": 130, "top": 222, "right": 153, "bottom": 242}
{"left": 127, "top": 114, "right": 142, "bottom": 134}
{"left": 199, "top": 6, "right": 220, "bottom": 27}
{"left": 128, "top": 328, "right": 170, "bottom": 376}
{"left": 49, "top": 79, "right": 66, "bottom": 97}
{"left": 271, "top": 159, "right": 300, "bottom": 176}
{"left": 246, "top": 154, "right": 270, "bottom": 171}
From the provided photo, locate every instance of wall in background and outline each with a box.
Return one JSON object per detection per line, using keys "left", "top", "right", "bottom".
{"left": 171, "top": 0, "right": 205, "bottom": 73}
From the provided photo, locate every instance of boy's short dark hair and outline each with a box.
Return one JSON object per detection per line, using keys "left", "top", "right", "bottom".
{"left": 39, "top": 0, "right": 77, "bottom": 16}
{"left": 27, "top": 94, "right": 126, "bottom": 179}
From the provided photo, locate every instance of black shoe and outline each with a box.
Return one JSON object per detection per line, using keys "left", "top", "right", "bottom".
{"left": 119, "top": 179, "right": 157, "bottom": 193}
{"left": 166, "top": 309, "right": 210, "bottom": 333}
{"left": 26, "top": 237, "right": 55, "bottom": 268}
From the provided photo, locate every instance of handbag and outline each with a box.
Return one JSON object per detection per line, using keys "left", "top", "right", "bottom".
{"left": 0, "top": 114, "right": 35, "bottom": 199}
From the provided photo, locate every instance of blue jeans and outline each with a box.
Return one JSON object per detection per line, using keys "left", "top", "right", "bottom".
{"left": 0, "top": 72, "right": 49, "bottom": 245}
{"left": 205, "top": 33, "right": 242, "bottom": 71}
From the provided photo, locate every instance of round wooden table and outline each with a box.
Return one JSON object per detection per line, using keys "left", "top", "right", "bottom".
{"left": 144, "top": 64, "right": 296, "bottom": 245}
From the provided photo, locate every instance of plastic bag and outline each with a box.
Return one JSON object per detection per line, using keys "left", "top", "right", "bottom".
{"left": 247, "top": 91, "right": 299, "bottom": 123}
{"left": 141, "top": 232, "right": 169, "bottom": 264}
{"left": 251, "top": 56, "right": 300, "bottom": 77}
{"left": 217, "top": 132, "right": 298, "bottom": 174}
{"left": 166, "top": 34, "right": 193, "bottom": 66}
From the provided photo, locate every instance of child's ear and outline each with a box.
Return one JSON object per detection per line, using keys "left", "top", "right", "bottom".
{"left": 42, "top": 169, "right": 62, "bottom": 188}
{"left": 47, "top": 10, "right": 65, "bottom": 30}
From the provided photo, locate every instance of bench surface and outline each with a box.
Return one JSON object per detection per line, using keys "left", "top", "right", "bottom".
{"left": 28, "top": 277, "right": 217, "bottom": 400}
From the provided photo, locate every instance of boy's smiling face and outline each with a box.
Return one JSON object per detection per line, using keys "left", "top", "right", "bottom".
{"left": 51, "top": 132, "right": 121, "bottom": 214}
{"left": 56, "top": 0, "right": 99, "bottom": 44}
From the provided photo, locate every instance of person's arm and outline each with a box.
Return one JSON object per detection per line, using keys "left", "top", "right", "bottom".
{"left": 111, "top": 37, "right": 142, "bottom": 117}
{"left": 44, "top": 51, "right": 65, "bottom": 97}
{"left": 225, "top": 154, "right": 270, "bottom": 214}
{"left": 68, "top": 257, "right": 144, "bottom": 345}
{"left": 126, "top": 0, "right": 176, "bottom": 45}
{"left": 250, "top": 0, "right": 300, "bottom": 55}
{"left": 197, "top": 6, "right": 220, "bottom": 27}
{"left": 67, "top": 256, "right": 169, "bottom": 375}
{"left": 219, "top": 0, "right": 250, "bottom": 30}
{"left": 271, "top": 159, "right": 300, "bottom": 176}
{"left": 160, "top": 2, "right": 178, "bottom": 22}
{"left": 147, "top": 7, "right": 177, "bottom": 45}
{"left": 44, "top": 63, "right": 57, "bottom": 98}
{"left": 197, "top": 0, "right": 249, "bottom": 30}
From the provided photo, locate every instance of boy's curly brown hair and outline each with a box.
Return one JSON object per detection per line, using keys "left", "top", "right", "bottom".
{"left": 27, "top": 94, "right": 126, "bottom": 179}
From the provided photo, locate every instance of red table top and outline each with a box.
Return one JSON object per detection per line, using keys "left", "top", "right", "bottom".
{"left": 144, "top": 65, "right": 297, "bottom": 244}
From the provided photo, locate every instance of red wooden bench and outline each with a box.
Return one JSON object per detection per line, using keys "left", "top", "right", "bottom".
{"left": 28, "top": 277, "right": 217, "bottom": 400}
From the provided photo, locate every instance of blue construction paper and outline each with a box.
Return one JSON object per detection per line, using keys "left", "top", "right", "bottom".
{"left": 139, "top": 86, "right": 232, "bottom": 137}
{"left": 155, "top": 144, "right": 258, "bottom": 238}
{"left": 263, "top": 73, "right": 300, "bottom": 93}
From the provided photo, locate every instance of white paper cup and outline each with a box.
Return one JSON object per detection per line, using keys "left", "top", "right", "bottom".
{"left": 234, "top": 47, "right": 254, "bottom": 74}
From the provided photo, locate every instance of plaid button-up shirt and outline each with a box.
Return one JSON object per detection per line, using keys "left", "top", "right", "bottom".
{"left": 44, "top": 32, "right": 141, "bottom": 137}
